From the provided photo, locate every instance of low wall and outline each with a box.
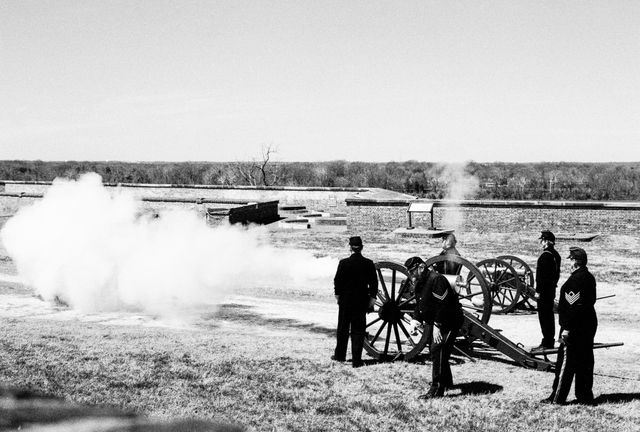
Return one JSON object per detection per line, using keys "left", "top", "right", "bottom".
{"left": 4, "top": 180, "right": 640, "bottom": 237}
{"left": 0, "top": 192, "right": 279, "bottom": 227}
{"left": 1, "top": 181, "right": 367, "bottom": 213}
{"left": 347, "top": 198, "right": 640, "bottom": 236}
{"left": 346, "top": 200, "right": 409, "bottom": 233}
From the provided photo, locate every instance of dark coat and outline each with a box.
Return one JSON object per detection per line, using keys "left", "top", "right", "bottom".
{"left": 413, "top": 270, "right": 463, "bottom": 329}
{"left": 536, "top": 246, "right": 561, "bottom": 297}
{"left": 333, "top": 252, "right": 378, "bottom": 310}
{"left": 434, "top": 247, "right": 461, "bottom": 275}
{"left": 558, "top": 266, "right": 597, "bottom": 333}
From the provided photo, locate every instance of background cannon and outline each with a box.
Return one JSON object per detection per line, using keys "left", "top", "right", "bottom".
{"left": 475, "top": 258, "right": 522, "bottom": 314}
{"left": 495, "top": 255, "right": 537, "bottom": 310}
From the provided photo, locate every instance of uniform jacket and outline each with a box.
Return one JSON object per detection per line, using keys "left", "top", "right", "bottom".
{"left": 412, "top": 270, "right": 463, "bottom": 329}
{"left": 536, "top": 246, "right": 561, "bottom": 296}
{"left": 333, "top": 252, "right": 378, "bottom": 310}
{"left": 558, "top": 266, "right": 597, "bottom": 333}
{"left": 434, "top": 247, "right": 461, "bottom": 275}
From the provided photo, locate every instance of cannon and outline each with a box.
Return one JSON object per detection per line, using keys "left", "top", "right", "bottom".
{"left": 475, "top": 257, "right": 524, "bottom": 314}
{"left": 363, "top": 254, "right": 622, "bottom": 371}
{"left": 495, "top": 255, "right": 538, "bottom": 311}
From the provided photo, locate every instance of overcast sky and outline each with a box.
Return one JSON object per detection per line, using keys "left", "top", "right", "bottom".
{"left": 1, "top": 1, "right": 638, "bottom": 163}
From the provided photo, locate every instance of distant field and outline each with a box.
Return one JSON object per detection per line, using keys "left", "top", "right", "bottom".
{"left": 1, "top": 222, "right": 639, "bottom": 431}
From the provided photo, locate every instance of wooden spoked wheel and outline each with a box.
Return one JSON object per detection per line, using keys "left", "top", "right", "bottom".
{"left": 363, "top": 261, "right": 429, "bottom": 361}
{"left": 364, "top": 256, "right": 493, "bottom": 361}
{"left": 496, "top": 255, "right": 537, "bottom": 301}
{"left": 475, "top": 258, "right": 522, "bottom": 314}
{"left": 423, "top": 255, "right": 492, "bottom": 324}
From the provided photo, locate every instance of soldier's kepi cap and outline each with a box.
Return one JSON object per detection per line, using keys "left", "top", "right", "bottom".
{"left": 404, "top": 256, "right": 425, "bottom": 272}
{"left": 567, "top": 247, "right": 587, "bottom": 262}
{"left": 349, "top": 236, "right": 363, "bottom": 247}
{"left": 539, "top": 230, "right": 556, "bottom": 242}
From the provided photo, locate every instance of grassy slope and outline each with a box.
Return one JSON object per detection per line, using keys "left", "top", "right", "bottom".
{"left": 1, "top": 227, "right": 639, "bottom": 431}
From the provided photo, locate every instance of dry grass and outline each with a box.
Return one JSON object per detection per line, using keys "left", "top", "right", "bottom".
{"left": 1, "top": 305, "right": 639, "bottom": 432}
{"left": 1, "top": 226, "right": 640, "bottom": 431}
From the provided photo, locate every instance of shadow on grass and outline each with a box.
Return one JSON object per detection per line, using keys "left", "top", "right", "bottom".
{"left": 409, "top": 350, "right": 487, "bottom": 367}
{"left": 595, "top": 393, "right": 640, "bottom": 404}
{"left": 457, "top": 349, "right": 518, "bottom": 366}
{"left": 209, "top": 303, "right": 336, "bottom": 337}
{"left": 448, "top": 381, "right": 503, "bottom": 397}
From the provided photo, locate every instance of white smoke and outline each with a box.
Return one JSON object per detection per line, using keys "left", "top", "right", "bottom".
{"left": 439, "top": 162, "right": 479, "bottom": 231}
{"left": 0, "top": 173, "right": 335, "bottom": 318}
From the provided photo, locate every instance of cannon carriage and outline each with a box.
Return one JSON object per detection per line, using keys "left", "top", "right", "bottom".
{"left": 363, "top": 254, "right": 621, "bottom": 370}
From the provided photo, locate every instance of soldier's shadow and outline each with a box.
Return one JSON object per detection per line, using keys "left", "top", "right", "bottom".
{"left": 594, "top": 393, "right": 640, "bottom": 404}
{"left": 409, "top": 353, "right": 472, "bottom": 366}
{"left": 447, "top": 381, "right": 503, "bottom": 397}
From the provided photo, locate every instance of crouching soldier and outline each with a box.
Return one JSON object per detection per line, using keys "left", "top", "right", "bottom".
{"left": 406, "top": 256, "right": 464, "bottom": 399}
{"left": 542, "top": 247, "right": 598, "bottom": 405}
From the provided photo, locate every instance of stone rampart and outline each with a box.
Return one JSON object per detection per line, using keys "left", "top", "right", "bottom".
{"left": 347, "top": 198, "right": 640, "bottom": 236}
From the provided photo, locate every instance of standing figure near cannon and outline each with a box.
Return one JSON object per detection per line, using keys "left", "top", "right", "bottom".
{"left": 332, "top": 236, "right": 378, "bottom": 368}
{"left": 535, "top": 230, "right": 561, "bottom": 350}
{"left": 433, "top": 233, "right": 462, "bottom": 275}
{"left": 542, "top": 247, "right": 598, "bottom": 405}
{"left": 406, "top": 256, "right": 464, "bottom": 399}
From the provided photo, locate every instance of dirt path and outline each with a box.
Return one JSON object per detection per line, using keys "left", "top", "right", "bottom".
{"left": 1, "top": 274, "right": 638, "bottom": 380}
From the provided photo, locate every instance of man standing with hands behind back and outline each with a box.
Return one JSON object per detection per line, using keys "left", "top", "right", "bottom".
{"left": 332, "top": 236, "right": 378, "bottom": 368}
{"left": 535, "top": 230, "right": 561, "bottom": 350}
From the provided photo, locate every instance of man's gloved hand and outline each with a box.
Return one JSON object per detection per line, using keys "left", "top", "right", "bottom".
{"left": 409, "top": 319, "right": 422, "bottom": 336}
{"left": 559, "top": 329, "right": 569, "bottom": 344}
{"left": 335, "top": 295, "right": 340, "bottom": 304}
{"left": 368, "top": 297, "right": 376, "bottom": 309}
{"left": 433, "top": 325, "right": 443, "bottom": 344}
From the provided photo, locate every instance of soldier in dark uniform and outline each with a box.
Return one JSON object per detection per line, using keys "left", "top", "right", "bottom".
{"left": 406, "top": 256, "right": 464, "bottom": 399}
{"left": 433, "top": 233, "right": 461, "bottom": 275}
{"left": 542, "top": 247, "right": 597, "bottom": 405}
{"left": 535, "top": 230, "right": 561, "bottom": 350}
{"left": 332, "top": 236, "right": 378, "bottom": 368}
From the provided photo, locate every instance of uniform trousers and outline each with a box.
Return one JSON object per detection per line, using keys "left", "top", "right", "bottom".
{"left": 429, "top": 324, "right": 460, "bottom": 394}
{"left": 551, "top": 330, "right": 596, "bottom": 403}
{"left": 537, "top": 294, "right": 556, "bottom": 347}
{"left": 334, "top": 305, "right": 366, "bottom": 363}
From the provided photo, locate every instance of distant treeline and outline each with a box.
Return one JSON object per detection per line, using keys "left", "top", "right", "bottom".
{"left": 1, "top": 160, "right": 639, "bottom": 201}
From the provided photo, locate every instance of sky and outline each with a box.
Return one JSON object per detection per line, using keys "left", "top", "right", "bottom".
{"left": 1, "top": 0, "right": 638, "bottom": 163}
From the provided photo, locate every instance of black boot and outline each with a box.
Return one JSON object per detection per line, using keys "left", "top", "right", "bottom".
{"left": 418, "top": 386, "right": 444, "bottom": 399}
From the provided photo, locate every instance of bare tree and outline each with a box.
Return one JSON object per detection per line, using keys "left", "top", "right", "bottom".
{"left": 224, "top": 144, "right": 280, "bottom": 186}
{"left": 256, "top": 144, "right": 279, "bottom": 186}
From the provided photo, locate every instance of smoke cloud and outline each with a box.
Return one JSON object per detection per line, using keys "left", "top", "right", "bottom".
{"left": 440, "top": 162, "right": 479, "bottom": 231}
{"left": 0, "top": 173, "right": 335, "bottom": 319}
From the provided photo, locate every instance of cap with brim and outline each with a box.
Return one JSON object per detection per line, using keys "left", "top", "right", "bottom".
{"left": 539, "top": 230, "right": 555, "bottom": 242}
{"left": 567, "top": 247, "right": 587, "bottom": 262}
{"left": 349, "top": 236, "right": 363, "bottom": 247}
{"left": 404, "top": 256, "right": 424, "bottom": 271}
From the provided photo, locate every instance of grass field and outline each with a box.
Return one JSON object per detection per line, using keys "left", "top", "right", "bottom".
{"left": 1, "top": 224, "right": 639, "bottom": 431}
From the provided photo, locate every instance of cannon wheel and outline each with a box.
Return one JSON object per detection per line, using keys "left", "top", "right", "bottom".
{"left": 423, "top": 255, "right": 492, "bottom": 324}
{"left": 496, "top": 255, "right": 537, "bottom": 301}
{"left": 363, "top": 262, "right": 429, "bottom": 361}
{"left": 363, "top": 257, "right": 492, "bottom": 362}
{"left": 475, "top": 258, "right": 522, "bottom": 314}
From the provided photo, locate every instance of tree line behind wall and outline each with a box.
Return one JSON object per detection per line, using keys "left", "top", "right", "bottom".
{"left": 1, "top": 160, "right": 639, "bottom": 201}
